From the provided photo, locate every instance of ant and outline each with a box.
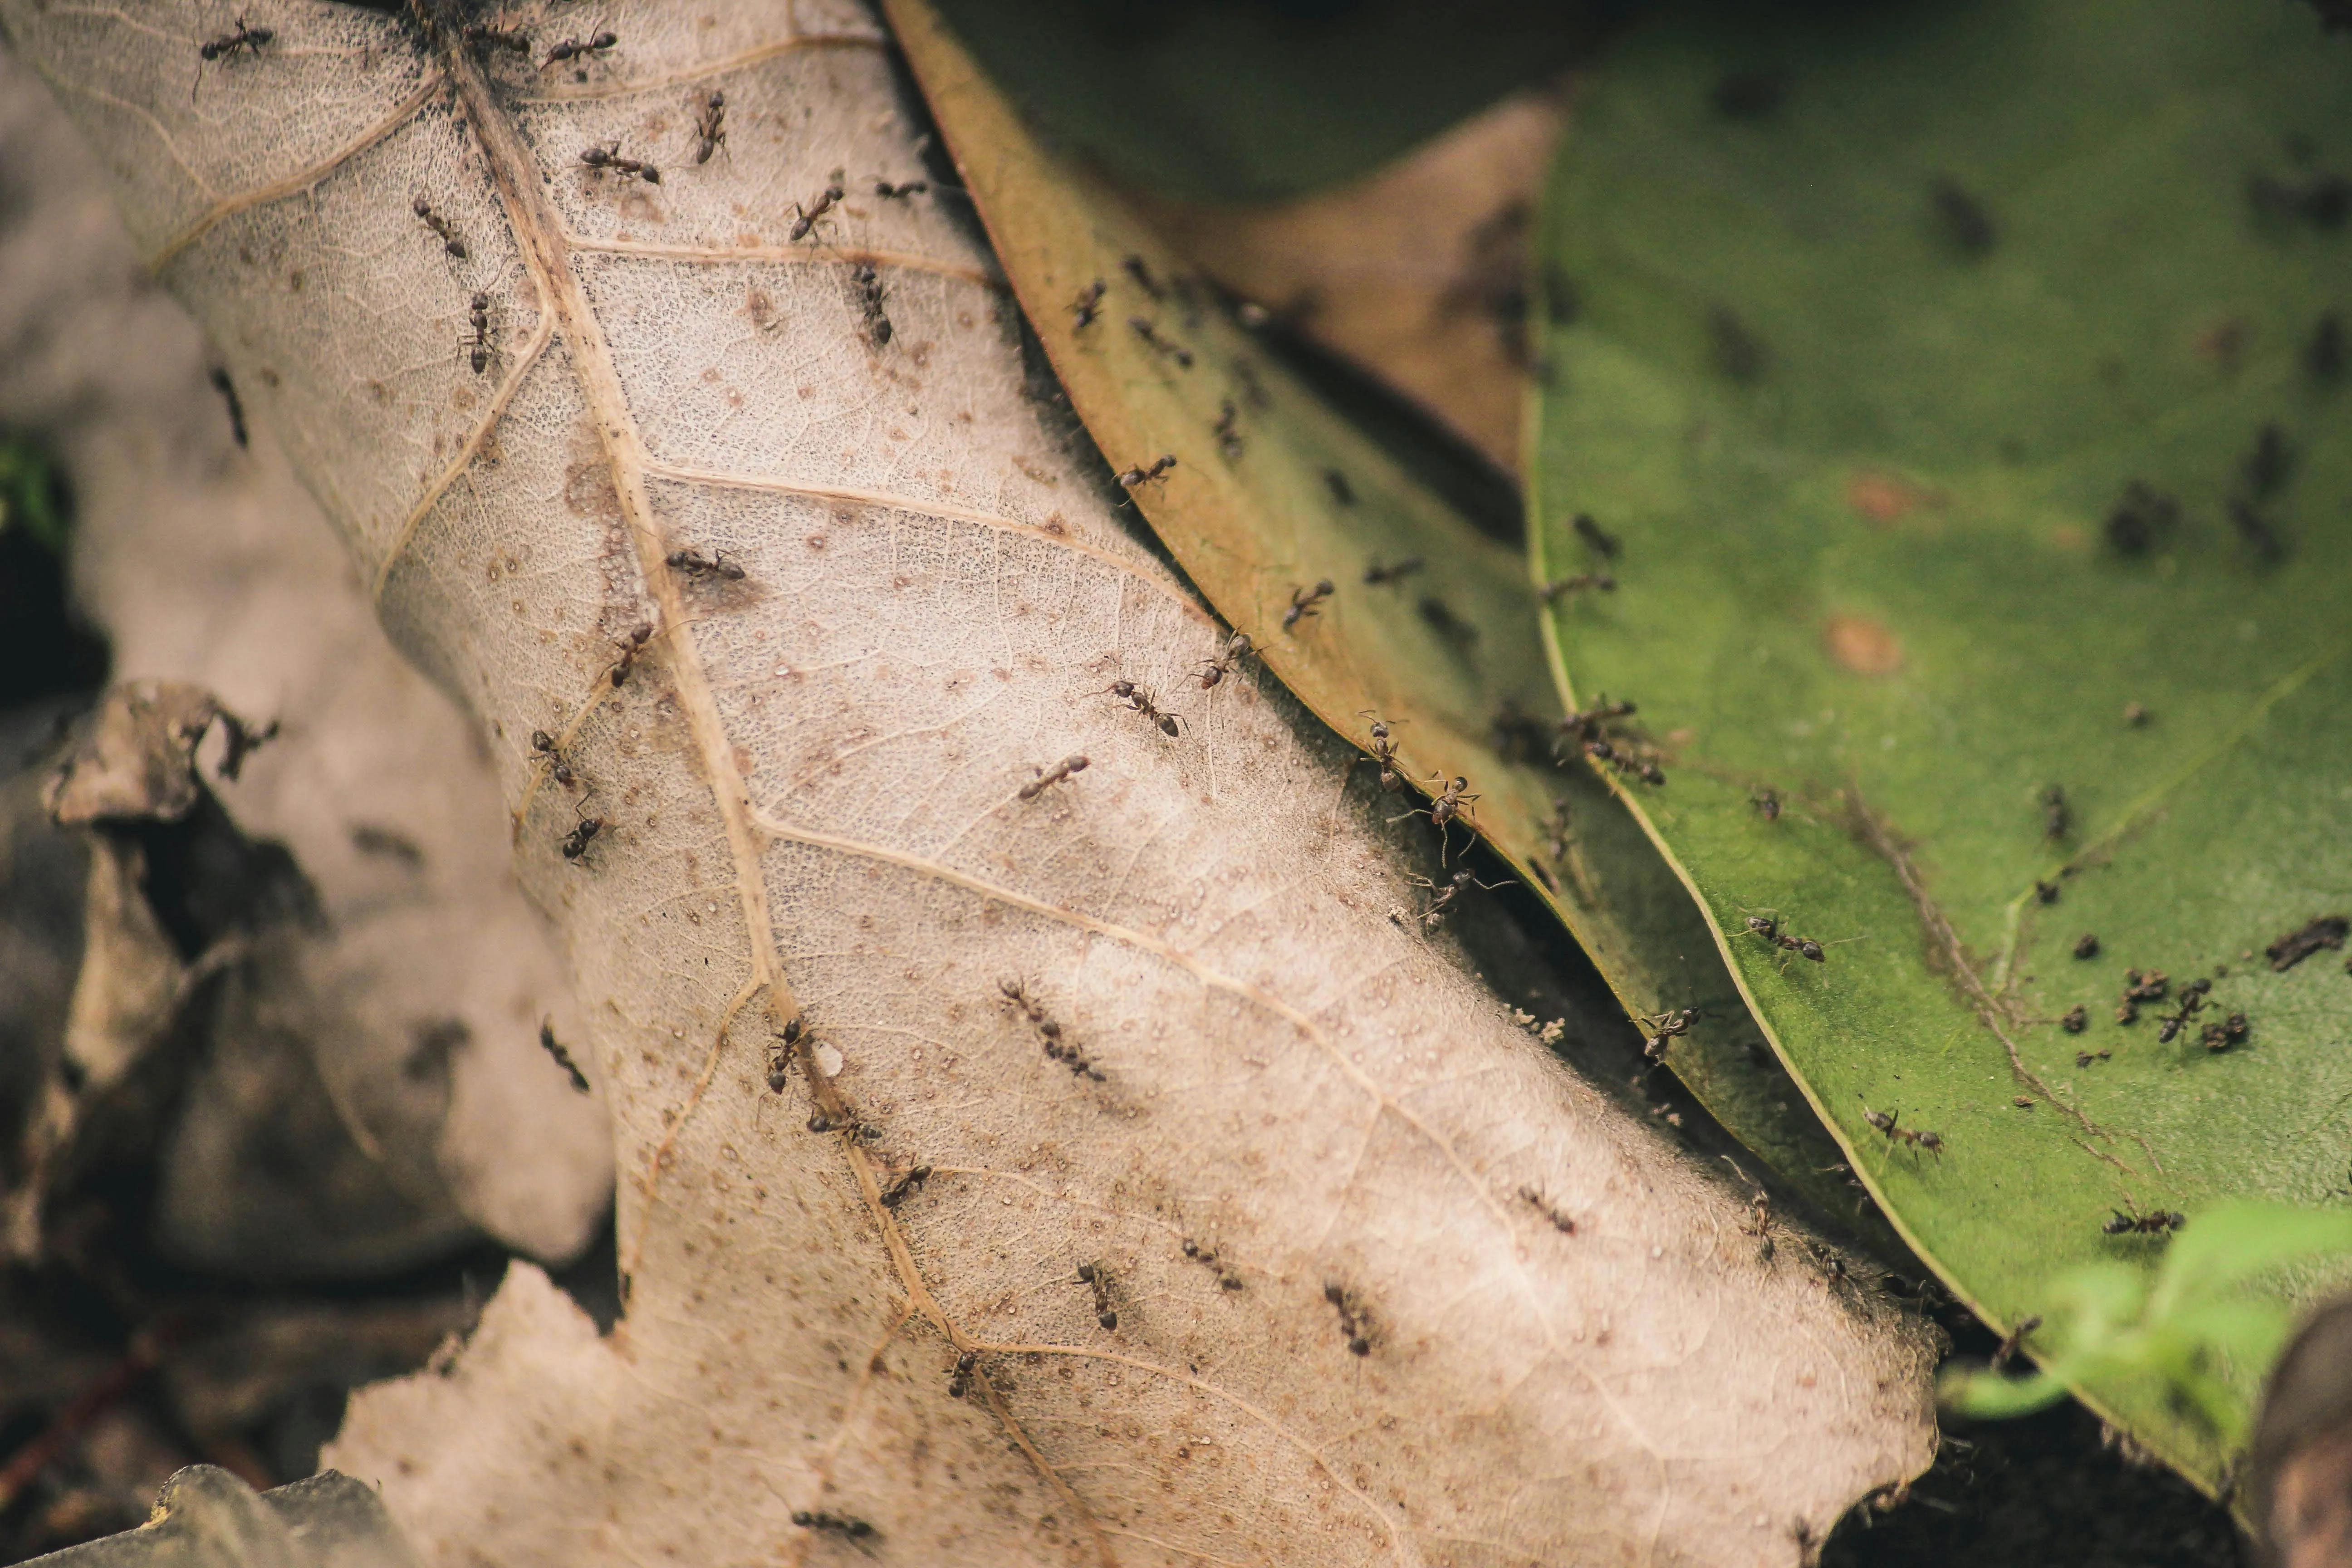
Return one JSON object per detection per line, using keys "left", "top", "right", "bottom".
{"left": 789, "top": 1512, "right": 875, "bottom": 1542}
{"left": 946, "top": 1349, "right": 978, "bottom": 1398}
{"left": 878, "top": 1162, "right": 931, "bottom": 1208}
{"left": 1517, "top": 1185, "right": 1577, "bottom": 1235}
{"left": 200, "top": 16, "right": 273, "bottom": 62}
{"left": 1721, "top": 1158, "right": 1774, "bottom": 1260}
{"left": 541, "top": 30, "right": 617, "bottom": 69}
{"left": 848, "top": 263, "right": 891, "bottom": 347}
{"left": 412, "top": 195, "right": 466, "bottom": 259}
{"left": 1990, "top": 1314, "right": 2042, "bottom": 1372}
{"left": 1121, "top": 253, "right": 1164, "bottom": 300}
{"left": 560, "top": 804, "right": 605, "bottom": 862}
{"left": 607, "top": 622, "right": 653, "bottom": 686}
{"left": 764, "top": 1015, "right": 801, "bottom": 1094}
{"left": 1282, "top": 579, "right": 1334, "bottom": 629}
{"left": 1537, "top": 571, "right": 1614, "bottom": 602}
{"left": 1212, "top": 399, "right": 1243, "bottom": 460}
{"left": 1000, "top": 978, "right": 1102, "bottom": 1079}
{"left": 2102, "top": 1201, "right": 2185, "bottom": 1237}
{"left": 1362, "top": 556, "right": 1424, "bottom": 586}
{"left": 1638, "top": 1007, "right": 1697, "bottom": 1064}
{"left": 1542, "top": 798, "right": 1571, "bottom": 862}
{"left": 1361, "top": 714, "right": 1405, "bottom": 792}
{"left": 2154, "top": 978, "right": 2212, "bottom": 1044}
{"left": 1744, "top": 912, "right": 1825, "bottom": 963}
{"left": 1069, "top": 279, "right": 1106, "bottom": 330}
{"left": 1100, "top": 679, "right": 1183, "bottom": 737}
{"left": 1571, "top": 513, "right": 1622, "bottom": 559}
{"left": 1115, "top": 454, "right": 1176, "bottom": 489}
{"left": 1192, "top": 631, "right": 1253, "bottom": 689}
{"left": 1583, "top": 735, "right": 1664, "bottom": 786}
{"left": 1857, "top": 1098, "right": 1943, "bottom": 1159}
{"left": 1017, "top": 754, "right": 1088, "bottom": 800}
{"left": 1405, "top": 868, "right": 1511, "bottom": 930}
{"left": 461, "top": 21, "right": 530, "bottom": 54}
{"left": 1323, "top": 1283, "right": 1372, "bottom": 1356}
{"left": 460, "top": 290, "right": 493, "bottom": 374}
{"left": 1127, "top": 316, "right": 1193, "bottom": 368}
{"left": 666, "top": 547, "right": 744, "bottom": 581}
{"left": 2040, "top": 785, "right": 2069, "bottom": 841}
{"left": 873, "top": 177, "right": 927, "bottom": 199}
{"left": 580, "top": 142, "right": 659, "bottom": 183}
{"left": 692, "top": 91, "right": 726, "bottom": 164}
{"left": 1075, "top": 1263, "right": 1118, "bottom": 1329}
{"left": 529, "top": 729, "right": 576, "bottom": 789}
{"left": 1751, "top": 788, "right": 1781, "bottom": 822}
{"left": 538, "top": 1018, "right": 590, "bottom": 1093}
{"left": 788, "top": 172, "right": 846, "bottom": 242}
{"left": 1390, "top": 775, "right": 1479, "bottom": 857}
{"left": 1324, "top": 468, "right": 1356, "bottom": 506}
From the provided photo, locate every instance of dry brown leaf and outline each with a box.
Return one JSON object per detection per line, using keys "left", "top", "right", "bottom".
{"left": 5, "top": 1, "right": 1935, "bottom": 1560}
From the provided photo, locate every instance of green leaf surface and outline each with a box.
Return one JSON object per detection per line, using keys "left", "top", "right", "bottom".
{"left": 1534, "top": 0, "right": 2352, "bottom": 1490}
{"left": 887, "top": 0, "right": 1896, "bottom": 1245}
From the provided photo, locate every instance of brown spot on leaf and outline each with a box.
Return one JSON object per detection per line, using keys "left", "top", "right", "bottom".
{"left": 1824, "top": 614, "right": 1902, "bottom": 675}
{"left": 1846, "top": 470, "right": 1933, "bottom": 526}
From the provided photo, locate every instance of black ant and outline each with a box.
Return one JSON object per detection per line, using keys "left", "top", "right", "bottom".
{"left": 1583, "top": 735, "right": 1664, "bottom": 786}
{"left": 790, "top": 1512, "right": 875, "bottom": 1542}
{"left": 607, "top": 622, "right": 652, "bottom": 686}
{"left": 1537, "top": 571, "right": 1615, "bottom": 602}
{"left": 1404, "top": 868, "right": 1510, "bottom": 930}
{"left": 692, "top": 91, "right": 726, "bottom": 164}
{"left": 460, "top": 290, "right": 493, "bottom": 374}
{"left": 1361, "top": 714, "right": 1405, "bottom": 792}
{"left": 1282, "top": 579, "right": 1334, "bottom": 629}
{"left": 1075, "top": 1263, "right": 1118, "bottom": 1329}
{"left": 1323, "top": 1283, "right": 1372, "bottom": 1356}
{"left": 2102, "top": 1201, "right": 2185, "bottom": 1237}
{"left": 412, "top": 196, "right": 466, "bottom": 259}
{"left": 666, "top": 547, "right": 744, "bottom": 581}
{"left": 529, "top": 729, "right": 576, "bottom": 788}
{"left": 849, "top": 263, "right": 891, "bottom": 347}
{"left": 789, "top": 172, "right": 846, "bottom": 242}
{"left": 200, "top": 16, "right": 273, "bottom": 62}
{"left": 1115, "top": 454, "right": 1176, "bottom": 489}
{"left": 1744, "top": 912, "right": 1825, "bottom": 964}
{"left": 1638, "top": 1007, "right": 1697, "bottom": 1064}
{"left": 580, "top": 142, "right": 659, "bottom": 184}
{"left": 1100, "top": 679, "right": 1182, "bottom": 737}
{"left": 765, "top": 1015, "right": 801, "bottom": 1094}
{"left": 1127, "top": 316, "right": 1193, "bottom": 368}
{"left": 1192, "top": 632, "right": 1253, "bottom": 689}
{"left": 1362, "top": 556, "right": 1424, "bottom": 586}
{"left": 878, "top": 1163, "right": 931, "bottom": 1208}
{"left": 461, "top": 21, "right": 530, "bottom": 54}
{"left": 538, "top": 1018, "right": 590, "bottom": 1093}
{"left": 1181, "top": 1238, "right": 1246, "bottom": 1290}
{"left": 873, "top": 177, "right": 927, "bottom": 199}
{"left": 1571, "top": 513, "right": 1622, "bottom": 559}
{"left": 2154, "top": 977, "right": 2212, "bottom": 1044}
{"left": 1000, "top": 978, "right": 1102, "bottom": 1080}
{"left": 1857, "top": 1098, "right": 1943, "bottom": 1159}
{"left": 946, "top": 1349, "right": 978, "bottom": 1398}
{"left": 1212, "top": 399, "right": 1243, "bottom": 460}
{"left": 542, "top": 30, "right": 617, "bottom": 69}
{"left": 560, "top": 804, "right": 605, "bottom": 862}
{"left": 1390, "top": 774, "right": 1479, "bottom": 853}
{"left": 1120, "top": 253, "right": 1163, "bottom": 300}
{"left": 1017, "top": 755, "right": 1088, "bottom": 800}
{"left": 1070, "top": 279, "right": 1106, "bottom": 330}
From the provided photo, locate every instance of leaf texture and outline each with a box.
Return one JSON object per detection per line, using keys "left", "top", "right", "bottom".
{"left": 6, "top": 2, "right": 1936, "bottom": 1561}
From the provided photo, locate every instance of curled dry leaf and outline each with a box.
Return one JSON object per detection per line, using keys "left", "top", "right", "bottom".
{"left": 6, "top": 1, "right": 1935, "bottom": 1561}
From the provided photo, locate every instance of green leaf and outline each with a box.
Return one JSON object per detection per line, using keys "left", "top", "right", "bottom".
{"left": 887, "top": 0, "right": 1894, "bottom": 1244}
{"left": 1534, "top": 0, "right": 2352, "bottom": 1490}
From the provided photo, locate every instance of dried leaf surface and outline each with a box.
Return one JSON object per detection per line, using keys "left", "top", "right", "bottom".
{"left": 9, "top": 2, "right": 1935, "bottom": 1560}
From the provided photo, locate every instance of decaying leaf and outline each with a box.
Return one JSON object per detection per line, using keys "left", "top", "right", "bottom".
{"left": 7, "top": 1, "right": 1936, "bottom": 1560}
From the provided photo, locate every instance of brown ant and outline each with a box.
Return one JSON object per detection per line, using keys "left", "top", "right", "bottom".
{"left": 1537, "top": 571, "right": 1615, "bottom": 602}
{"left": 873, "top": 177, "right": 927, "bottom": 199}
{"left": 878, "top": 1163, "right": 931, "bottom": 1208}
{"left": 538, "top": 1018, "right": 590, "bottom": 1093}
{"left": 1212, "top": 399, "right": 1243, "bottom": 460}
{"left": 1362, "top": 556, "right": 1424, "bottom": 586}
{"left": 1192, "top": 631, "right": 1253, "bottom": 689}
{"left": 460, "top": 290, "right": 493, "bottom": 374}
{"left": 580, "top": 142, "right": 659, "bottom": 184}
{"left": 1075, "top": 1263, "right": 1117, "bottom": 1329}
{"left": 849, "top": 263, "right": 892, "bottom": 347}
{"left": 1120, "top": 253, "right": 1164, "bottom": 300}
{"left": 1282, "top": 579, "right": 1334, "bottom": 628}
{"left": 946, "top": 1349, "right": 978, "bottom": 1398}
{"left": 1017, "top": 755, "right": 1088, "bottom": 800}
{"left": 1361, "top": 714, "right": 1405, "bottom": 792}
{"left": 2154, "top": 978, "right": 2212, "bottom": 1043}
{"left": 789, "top": 1512, "right": 875, "bottom": 1542}
{"left": 1099, "top": 679, "right": 1183, "bottom": 737}
{"left": 1323, "top": 1283, "right": 1372, "bottom": 1356}
{"left": 1404, "top": 867, "right": 1511, "bottom": 930}
{"left": 560, "top": 804, "right": 605, "bottom": 862}
{"left": 692, "top": 91, "right": 726, "bottom": 164}
{"left": 607, "top": 622, "right": 652, "bottom": 686}
{"left": 788, "top": 172, "right": 846, "bottom": 242}
{"left": 200, "top": 16, "right": 273, "bottom": 61}
{"left": 1069, "top": 279, "right": 1106, "bottom": 330}
{"left": 529, "top": 729, "right": 576, "bottom": 788}
{"left": 412, "top": 196, "right": 466, "bottom": 259}
{"left": 1115, "top": 454, "right": 1176, "bottom": 489}
{"left": 542, "top": 30, "right": 617, "bottom": 69}
{"left": 1744, "top": 912, "right": 1826, "bottom": 964}
{"left": 2102, "top": 1201, "right": 2185, "bottom": 1237}
{"left": 1857, "top": 1098, "right": 1943, "bottom": 1160}
{"left": 666, "top": 547, "right": 744, "bottom": 581}
{"left": 1127, "top": 316, "right": 1193, "bottom": 368}
{"left": 2201, "top": 1011, "right": 2249, "bottom": 1052}
{"left": 461, "top": 22, "right": 530, "bottom": 54}
{"left": 1571, "top": 513, "right": 1622, "bottom": 559}
{"left": 1638, "top": 1007, "right": 1697, "bottom": 1064}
